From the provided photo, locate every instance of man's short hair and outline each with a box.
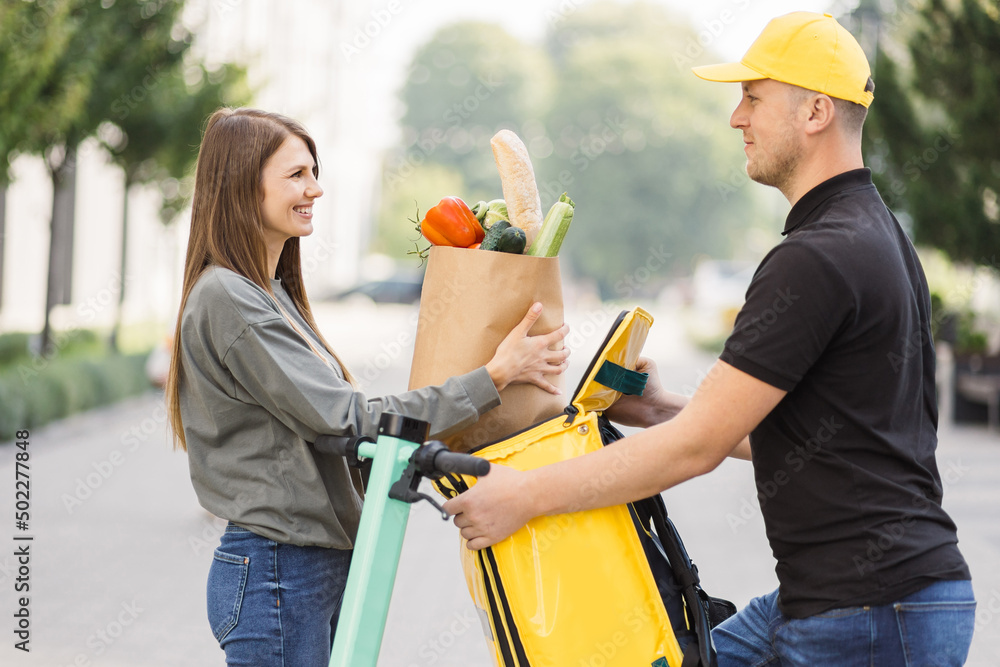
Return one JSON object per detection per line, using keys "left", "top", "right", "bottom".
{"left": 790, "top": 83, "right": 869, "bottom": 137}
{"left": 833, "top": 96, "right": 869, "bottom": 137}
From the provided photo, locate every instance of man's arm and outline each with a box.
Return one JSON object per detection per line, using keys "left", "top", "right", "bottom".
{"left": 729, "top": 437, "right": 753, "bottom": 460}
{"left": 603, "top": 357, "right": 754, "bottom": 460}
{"left": 444, "top": 359, "right": 784, "bottom": 549}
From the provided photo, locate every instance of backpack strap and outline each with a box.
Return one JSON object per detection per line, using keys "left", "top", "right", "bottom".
{"left": 681, "top": 643, "right": 704, "bottom": 667}
{"left": 647, "top": 497, "right": 716, "bottom": 667}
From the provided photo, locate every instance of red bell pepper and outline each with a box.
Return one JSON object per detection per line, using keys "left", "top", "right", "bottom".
{"left": 419, "top": 197, "right": 485, "bottom": 247}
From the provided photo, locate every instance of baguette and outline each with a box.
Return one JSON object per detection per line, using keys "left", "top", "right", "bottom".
{"left": 490, "top": 130, "right": 543, "bottom": 250}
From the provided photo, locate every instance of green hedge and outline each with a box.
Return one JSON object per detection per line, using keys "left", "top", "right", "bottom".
{"left": 0, "top": 329, "right": 107, "bottom": 370}
{"left": 0, "top": 352, "right": 151, "bottom": 442}
{"left": 0, "top": 333, "right": 31, "bottom": 368}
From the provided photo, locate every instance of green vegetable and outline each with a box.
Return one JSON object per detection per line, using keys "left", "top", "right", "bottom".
{"left": 497, "top": 226, "right": 527, "bottom": 254}
{"left": 527, "top": 192, "right": 575, "bottom": 257}
{"left": 482, "top": 199, "right": 508, "bottom": 230}
{"left": 479, "top": 219, "right": 511, "bottom": 251}
{"left": 470, "top": 201, "right": 488, "bottom": 222}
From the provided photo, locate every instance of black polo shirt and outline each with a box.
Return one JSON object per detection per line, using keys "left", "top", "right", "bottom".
{"left": 720, "top": 169, "right": 970, "bottom": 619}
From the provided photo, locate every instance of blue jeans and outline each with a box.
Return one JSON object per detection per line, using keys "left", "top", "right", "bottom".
{"left": 713, "top": 579, "right": 976, "bottom": 666}
{"left": 206, "top": 523, "right": 353, "bottom": 666}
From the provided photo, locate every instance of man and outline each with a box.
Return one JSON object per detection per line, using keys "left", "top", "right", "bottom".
{"left": 443, "top": 12, "right": 975, "bottom": 665}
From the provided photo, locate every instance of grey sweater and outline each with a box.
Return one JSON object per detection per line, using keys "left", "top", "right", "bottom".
{"left": 178, "top": 266, "right": 501, "bottom": 548}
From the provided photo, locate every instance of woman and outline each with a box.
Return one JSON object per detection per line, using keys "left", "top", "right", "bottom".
{"left": 165, "top": 107, "right": 569, "bottom": 666}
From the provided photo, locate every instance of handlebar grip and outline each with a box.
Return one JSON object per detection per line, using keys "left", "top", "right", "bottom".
{"left": 313, "top": 435, "right": 374, "bottom": 467}
{"left": 433, "top": 451, "right": 490, "bottom": 477}
{"left": 314, "top": 435, "right": 348, "bottom": 457}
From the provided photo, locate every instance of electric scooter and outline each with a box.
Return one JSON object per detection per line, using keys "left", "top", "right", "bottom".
{"left": 316, "top": 412, "right": 488, "bottom": 667}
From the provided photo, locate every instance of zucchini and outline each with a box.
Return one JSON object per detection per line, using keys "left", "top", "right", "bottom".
{"left": 497, "top": 226, "right": 527, "bottom": 254}
{"left": 526, "top": 192, "right": 575, "bottom": 257}
{"left": 479, "top": 219, "right": 511, "bottom": 251}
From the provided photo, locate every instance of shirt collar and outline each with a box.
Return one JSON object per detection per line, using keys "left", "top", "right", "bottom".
{"left": 782, "top": 168, "right": 874, "bottom": 236}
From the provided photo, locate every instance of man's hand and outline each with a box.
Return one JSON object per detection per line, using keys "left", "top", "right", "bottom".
{"left": 603, "top": 357, "right": 665, "bottom": 427}
{"left": 446, "top": 360, "right": 784, "bottom": 550}
{"left": 606, "top": 357, "right": 757, "bottom": 460}
{"left": 604, "top": 357, "right": 688, "bottom": 428}
{"left": 444, "top": 464, "right": 536, "bottom": 550}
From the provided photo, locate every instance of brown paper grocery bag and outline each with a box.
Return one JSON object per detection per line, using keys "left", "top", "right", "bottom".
{"left": 408, "top": 245, "right": 566, "bottom": 451}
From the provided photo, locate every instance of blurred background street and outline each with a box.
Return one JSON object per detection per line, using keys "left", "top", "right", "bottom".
{"left": 0, "top": 301, "right": 997, "bottom": 666}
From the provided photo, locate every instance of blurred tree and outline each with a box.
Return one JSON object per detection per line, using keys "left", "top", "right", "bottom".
{"left": 86, "top": 2, "right": 248, "bottom": 349}
{"left": 540, "top": 1, "right": 763, "bottom": 297}
{"left": 393, "top": 21, "right": 554, "bottom": 195}
{"left": 1, "top": 1, "right": 105, "bottom": 354}
{"left": 373, "top": 162, "right": 467, "bottom": 259}
{"left": 863, "top": 0, "right": 1000, "bottom": 265}
{"left": 383, "top": 2, "right": 766, "bottom": 296}
{"left": 0, "top": 1, "right": 92, "bottom": 173}
{"left": 0, "top": 0, "right": 90, "bottom": 313}
{"left": 0, "top": 0, "right": 246, "bottom": 353}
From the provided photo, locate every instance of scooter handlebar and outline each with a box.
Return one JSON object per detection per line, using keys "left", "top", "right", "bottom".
{"left": 414, "top": 440, "right": 490, "bottom": 478}
{"left": 432, "top": 449, "right": 490, "bottom": 477}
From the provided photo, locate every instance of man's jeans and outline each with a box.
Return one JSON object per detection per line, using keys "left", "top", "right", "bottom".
{"left": 206, "top": 523, "right": 353, "bottom": 666}
{"left": 713, "top": 579, "right": 976, "bottom": 666}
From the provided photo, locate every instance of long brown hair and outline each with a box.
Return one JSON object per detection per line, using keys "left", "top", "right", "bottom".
{"left": 166, "top": 107, "right": 356, "bottom": 451}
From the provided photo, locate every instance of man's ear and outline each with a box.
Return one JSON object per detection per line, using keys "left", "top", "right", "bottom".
{"left": 803, "top": 94, "right": 835, "bottom": 135}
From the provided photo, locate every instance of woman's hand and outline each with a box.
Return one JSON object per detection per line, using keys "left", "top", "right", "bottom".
{"left": 485, "top": 303, "right": 570, "bottom": 394}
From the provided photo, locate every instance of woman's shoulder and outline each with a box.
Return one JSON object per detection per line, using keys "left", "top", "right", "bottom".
{"left": 187, "top": 266, "right": 282, "bottom": 327}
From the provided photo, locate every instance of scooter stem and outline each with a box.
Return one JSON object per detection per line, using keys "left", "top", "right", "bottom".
{"left": 328, "top": 414, "right": 429, "bottom": 667}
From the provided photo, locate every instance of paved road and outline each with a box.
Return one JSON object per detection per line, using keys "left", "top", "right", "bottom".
{"left": 0, "top": 301, "right": 997, "bottom": 666}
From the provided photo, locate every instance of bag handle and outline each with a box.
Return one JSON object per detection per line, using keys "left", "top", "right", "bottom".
{"left": 594, "top": 360, "right": 648, "bottom": 396}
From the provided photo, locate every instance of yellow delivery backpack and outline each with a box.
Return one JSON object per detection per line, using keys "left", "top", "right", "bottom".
{"left": 435, "top": 308, "right": 735, "bottom": 667}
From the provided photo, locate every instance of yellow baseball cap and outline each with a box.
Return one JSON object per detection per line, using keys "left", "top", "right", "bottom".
{"left": 692, "top": 12, "right": 874, "bottom": 107}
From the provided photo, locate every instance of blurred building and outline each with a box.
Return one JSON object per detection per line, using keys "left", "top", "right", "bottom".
{"left": 0, "top": 0, "right": 392, "bottom": 336}
{"left": 186, "top": 0, "right": 384, "bottom": 289}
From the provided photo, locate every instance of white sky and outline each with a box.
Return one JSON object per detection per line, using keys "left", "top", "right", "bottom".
{"left": 360, "top": 0, "right": 845, "bottom": 59}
